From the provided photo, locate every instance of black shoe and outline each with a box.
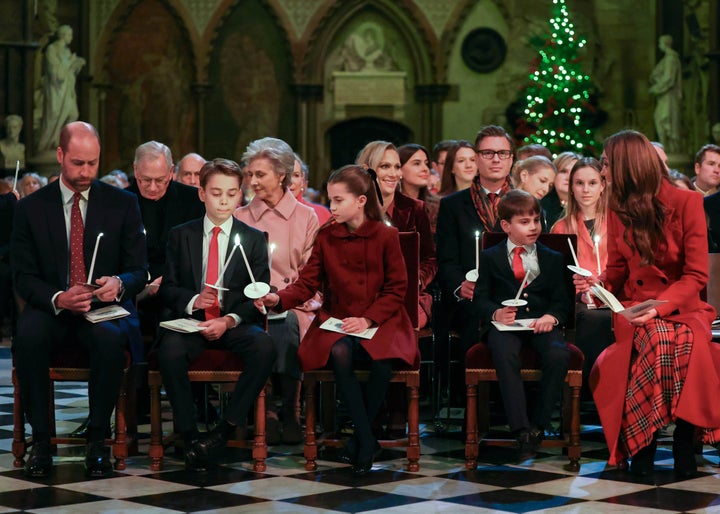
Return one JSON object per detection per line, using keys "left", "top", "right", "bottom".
{"left": 85, "top": 442, "right": 113, "bottom": 478}
{"left": 630, "top": 439, "right": 657, "bottom": 477}
{"left": 266, "top": 417, "right": 282, "bottom": 445}
{"left": 184, "top": 438, "right": 208, "bottom": 473}
{"left": 339, "top": 437, "right": 357, "bottom": 464}
{"left": 516, "top": 427, "right": 543, "bottom": 462}
{"left": 281, "top": 420, "right": 303, "bottom": 445}
{"left": 673, "top": 420, "right": 698, "bottom": 478}
{"left": 185, "top": 430, "right": 227, "bottom": 471}
{"left": 352, "top": 441, "right": 381, "bottom": 475}
{"left": 24, "top": 441, "right": 52, "bottom": 478}
{"left": 69, "top": 417, "right": 112, "bottom": 439}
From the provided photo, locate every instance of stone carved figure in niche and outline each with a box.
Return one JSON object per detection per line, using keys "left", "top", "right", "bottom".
{"left": 0, "top": 115, "right": 26, "bottom": 169}
{"left": 36, "top": 25, "right": 85, "bottom": 152}
{"left": 649, "top": 35, "right": 682, "bottom": 154}
{"left": 338, "top": 22, "right": 398, "bottom": 72}
{"left": 220, "top": 33, "right": 279, "bottom": 157}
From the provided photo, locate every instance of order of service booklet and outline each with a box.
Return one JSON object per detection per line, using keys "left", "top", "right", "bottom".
{"left": 319, "top": 317, "right": 378, "bottom": 340}
{"left": 159, "top": 318, "right": 206, "bottom": 333}
{"left": 83, "top": 304, "right": 130, "bottom": 323}
{"left": 590, "top": 284, "right": 667, "bottom": 320}
{"left": 491, "top": 319, "right": 538, "bottom": 331}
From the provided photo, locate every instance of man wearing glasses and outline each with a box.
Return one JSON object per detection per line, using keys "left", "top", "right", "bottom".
{"left": 436, "top": 125, "right": 515, "bottom": 354}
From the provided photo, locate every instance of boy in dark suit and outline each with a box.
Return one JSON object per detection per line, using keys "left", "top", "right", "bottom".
{"left": 157, "top": 158, "right": 276, "bottom": 472}
{"left": 473, "top": 190, "right": 571, "bottom": 460}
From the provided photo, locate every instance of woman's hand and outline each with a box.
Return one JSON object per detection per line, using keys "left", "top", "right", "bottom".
{"left": 254, "top": 293, "right": 279, "bottom": 312}
{"left": 629, "top": 308, "right": 658, "bottom": 326}
{"left": 341, "top": 317, "right": 372, "bottom": 334}
{"left": 573, "top": 273, "right": 599, "bottom": 293}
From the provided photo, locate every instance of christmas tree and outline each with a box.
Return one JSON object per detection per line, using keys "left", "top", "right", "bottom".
{"left": 511, "top": 0, "right": 604, "bottom": 156}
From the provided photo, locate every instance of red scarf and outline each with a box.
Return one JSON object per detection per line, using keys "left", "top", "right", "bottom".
{"left": 469, "top": 175, "right": 512, "bottom": 231}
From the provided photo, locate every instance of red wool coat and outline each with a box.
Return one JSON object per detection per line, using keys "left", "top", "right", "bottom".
{"left": 276, "top": 220, "right": 416, "bottom": 371}
{"left": 590, "top": 180, "right": 720, "bottom": 465}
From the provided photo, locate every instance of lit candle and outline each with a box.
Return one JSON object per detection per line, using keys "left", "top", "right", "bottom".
{"left": 87, "top": 232, "right": 103, "bottom": 285}
{"left": 567, "top": 237, "right": 580, "bottom": 268}
{"left": 474, "top": 230, "right": 480, "bottom": 271}
{"left": 237, "top": 236, "right": 257, "bottom": 284}
{"left": 215, "top": 234, "right": 240, "bottom": 287}
{"left": 268, "top": 243, "right": 277, "bottom": 271}
{"left": 593, "top": 235, "right": 602, "bottom": 275}
{"left": 12, "top": 161, "right": 19, "bottom": 192}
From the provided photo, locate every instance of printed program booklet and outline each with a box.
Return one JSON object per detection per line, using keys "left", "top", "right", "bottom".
{"left": 590, "top": 284, "right": 667, "bottom": 320}
{"left": 83, "top": 305, "right": 130, "bottom": 323}
{"left": 491, "top": 319, "right": 538, "bottom": 331}
{"left": 320, "top": 317, "right": 378, "bottom": 340}
{"left": 159, "top": 318, "right": 206, "bottom": 333}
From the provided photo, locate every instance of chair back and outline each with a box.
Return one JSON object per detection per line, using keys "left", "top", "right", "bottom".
{"left": 481, "top": 232, "right": 577, "bottom": 329}
{"left": 398, "top": 231, "right": 420, "bottom": 329}
{"left": 707, "top": 253, "right": 720, "bottom": 315}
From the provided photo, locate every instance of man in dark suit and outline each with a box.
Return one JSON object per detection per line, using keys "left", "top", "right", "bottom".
{"left": 0, "top": 189, "right": 18, "bottom": 336}
{"left": 10, "top": 121, "right": 148, "bottom": 478}
{"left": 158, "top": 158, "right": 276, "bottom": 472}
{"left": 473, "top": 190, "right": 570, "bottom": 460}
{"left": 436, "top": 125, "right": 514, "bottom": 354}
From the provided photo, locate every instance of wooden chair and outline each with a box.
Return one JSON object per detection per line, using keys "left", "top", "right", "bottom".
{"left": 464, "top": 232, "right": 584, "bottom": 471}
{"left": 12, "top": 347, "right": 131, "bottom": 471}
{"left": 706, "top": 253, "right": 720, "bottom": 340}
{"left": 303, "top": 231, "right": 422, "bottom": 472}
{"left": 147, "top": 349, "right": 268, "bottom": 472}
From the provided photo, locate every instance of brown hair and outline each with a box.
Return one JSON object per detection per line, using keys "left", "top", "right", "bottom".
{"left": 199, "top": 158, "right": 243, "bottom": 189}
{"left": 516, "top": 143, "right": 552, "bottom": 161}
{"left": 327, "top": 164, "right": 384, "bottom": 222}
{"left": 554, "top": 157, "right": 607, "bottom": 234}
{"left": 497, "top": 189, "right": 540, "bottom": 222}
{"left": 474, "top": 125, "right": 515, "bottom": 153}
{"left": 695, "top": 144, "right": 720, "bottom": 165}
{"left": 603, "top": 130, "right": 666, "bottom": 265}
{"left": 398, "top": 143, "right": 431, "bottom": 201}
{"left": 439, "top": 140, "right": 476, "bottom": 195}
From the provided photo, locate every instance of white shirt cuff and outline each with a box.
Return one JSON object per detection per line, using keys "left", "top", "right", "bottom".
{"left": 186, "top": 295, "right": 199, "bottom": 315}
{"left": 51, "top": 291, "right": 63, "bottom": 315}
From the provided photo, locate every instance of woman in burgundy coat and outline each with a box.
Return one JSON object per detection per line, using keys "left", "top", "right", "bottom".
{"left": 577, "top": 130, "right": 720, "bottom": 477}
{"left": 256, "top": 165, "right": 415, "bottom": 475}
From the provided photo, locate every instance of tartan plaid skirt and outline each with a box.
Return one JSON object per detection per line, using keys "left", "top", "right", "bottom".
{"left": 620, "top": 319, "right": 720, "bottom": 457}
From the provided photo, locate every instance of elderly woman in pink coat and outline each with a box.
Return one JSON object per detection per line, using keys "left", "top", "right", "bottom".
{"left": 234, "top": 137, "right": 319, "bottom": 445}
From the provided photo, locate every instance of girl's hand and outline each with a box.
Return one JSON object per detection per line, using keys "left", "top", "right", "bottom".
{"left": 573, "top": 274, "right": 598, "bottom": 293}
{"left": 529, "top": 314, "right": 557, "bottom": 334}
{"left": 341, "top": 317, "right": 372, "bottom": 334}
{"left": 254, "top": 293, "right": 279, "bottom": 312}
{"left": 629, "top": 308, "right": 658, "bottom": 326}
{"left": 494, "top": 306, "right": 517, "bottom": 325}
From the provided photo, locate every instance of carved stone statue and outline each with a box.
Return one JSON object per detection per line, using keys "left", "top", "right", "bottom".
{"left": 36, "top": 25, "right": 85, "bottom": 152}
{"left": 649, "top": 35, "right": 682, "bottom": 154}
{"left": 0, "top": 115, "right": 26, "bottom": 169}
{"left": 338, "top": 22, "right": 397, "bottom": 72}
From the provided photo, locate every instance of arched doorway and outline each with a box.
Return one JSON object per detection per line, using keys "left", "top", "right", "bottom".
{"left": 327, "top": 117, "right": 412, "bottom": 170}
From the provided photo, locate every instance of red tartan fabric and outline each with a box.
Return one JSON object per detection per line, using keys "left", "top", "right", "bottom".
{"left": 619, "top": 319, "right": 720, "bottom": 459}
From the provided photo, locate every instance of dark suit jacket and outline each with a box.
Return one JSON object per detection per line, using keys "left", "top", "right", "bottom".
{"left": 704, "top": 190, "right": 720, "bottom": 252}
{"left": 0, "top": 191, "right": 17, "bottom": 260}
{"left": 473, "top": 239, "right": 571, "bottom": 334}
{"left": 10, "top": 179, "right": 148, "bottom": 359}
{"left": 159, "top": 217, "right": 269, "bottom": 327}
{"left": 436, "top": 189, "right": 486, "bottom": 295}
{"left": 127, "top": 180, "right": 205, "bottom": 279}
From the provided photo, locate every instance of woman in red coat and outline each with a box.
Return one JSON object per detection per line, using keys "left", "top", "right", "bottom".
{"left": 578, "top": 130, "right": 720, "bottom": 477}
{"left": 256, "top": 165, "right": 415, "bottom": 475}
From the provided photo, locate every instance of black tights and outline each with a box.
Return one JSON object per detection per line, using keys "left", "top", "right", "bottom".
{"left": 330, "top": 337, "right": 392, "bottom": 456}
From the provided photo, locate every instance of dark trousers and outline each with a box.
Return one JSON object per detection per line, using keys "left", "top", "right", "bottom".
{"left": 487, "top": 326, "right": 569, "bottom": 432}
{"left": 574, "top": 303, "right": 613, "bottom": 394}
{"left": 158, "top": 324, "right": 276, "bottom": 435}
{"left": 13, "top": 307, "right": 127, "bottom": 441}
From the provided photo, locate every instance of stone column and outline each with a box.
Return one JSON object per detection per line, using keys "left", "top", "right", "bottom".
{"left": 293, "top": 83, "right": 323, "bottom": 181}
{"left": 415, "top": 84, "right": 450, "bottom": 148}
{"left": 192, "top": 83, "right": 212, "bottom": 154}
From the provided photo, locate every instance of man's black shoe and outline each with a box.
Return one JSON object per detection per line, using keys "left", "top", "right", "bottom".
{"left": 24, "top": 441, "right": 52, "bottom": 478}
{"left": 85, "top": 442, "right": 113, "bottom": 478}
{"left": 516, "top": 427, "right": 543, "bottom": 462}
{"left": 185, "top": 431, "right": 227, "bottom": 471}
{"left": 68, "top": 417, "right": 112, "bottom": 439}
{"left": 184, "top": 438, "right": 208, "bottom": 473}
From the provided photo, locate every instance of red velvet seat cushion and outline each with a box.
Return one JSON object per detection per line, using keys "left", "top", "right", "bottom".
{"left": 465, "top": 342, "right": 584, "bottom": 371}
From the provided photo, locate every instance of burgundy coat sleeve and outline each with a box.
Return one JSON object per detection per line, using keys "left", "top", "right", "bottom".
{"left": 363, "top": 228, "right": 408, "bottom": 325}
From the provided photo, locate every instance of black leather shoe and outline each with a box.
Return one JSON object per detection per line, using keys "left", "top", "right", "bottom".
{"left": 339, "top": 437, "right": 357, "bottom": 464}
{"left": 516, "top": 427, "right": 543, "bottom": 462}
{"left": 630, "top": 439, "right": 657, "bottom": 477}
{"left": 184, "top": 439, "right": 208, "bottom": 473}
{"left": 69, "top": 417, "right": 112, "bottom": 439}
{"left": 352, "top": 441, "right": 381, "bottom": 476}
{"left": 24, "top": 441, "right": 52, "bottom": 478}
{"left": 85, "top": 442, "right": 113, "bottom": 478}
{"left": 184, "top": 430, "right": 227, "bottom": 471}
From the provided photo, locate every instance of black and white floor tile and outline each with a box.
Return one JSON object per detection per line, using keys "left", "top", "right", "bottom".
{"left": 1, "top": 350, "right": 720, "bottom": 513}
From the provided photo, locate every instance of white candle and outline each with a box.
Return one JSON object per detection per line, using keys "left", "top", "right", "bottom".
{"left": 238, "top": 237, "right": 257, "bottom": 284}
{"left": 514, "top": 269, "right": 531, "bottom": 300}
{"left": 593, "top": 235, "right": 602, "bottom": 275}
{"left": 215, "top": 234, "right": 240, "bottom": 287}
{"left": 567, "top": 237, "right": 580, "bottom": 268}
{"left": 12, "top": 161, "right": 19, "bottom": 192}
{"left": 268, "top": 243, "right": 277, "bottom": 271}
{"left": 87, "top": 233, "right": 103, "bottom": 285}
{"left": 474, "top": 230, "right": 480, "bottom": 272}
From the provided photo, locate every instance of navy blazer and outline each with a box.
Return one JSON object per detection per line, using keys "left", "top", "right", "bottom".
{"left": 473, "top": 239, "right": 571, "bottom": 332}
{"left": 159, "top": 217, "right": 269, "bottom": 327}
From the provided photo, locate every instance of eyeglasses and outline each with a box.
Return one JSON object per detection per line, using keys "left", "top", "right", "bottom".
{"left": 477, "top": 150, "right": 513, "bottom": 160}
{"left": 137, "top": 176, "right": 171, "bottom": 187}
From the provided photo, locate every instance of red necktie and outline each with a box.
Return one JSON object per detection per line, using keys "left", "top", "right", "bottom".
{"left": 69, "top": 192, "right": 86, "bottom": 286}
{"left": 512, "top": 246, "right": 525, "bottom": 282}
{"left": 205, "top": 226, "right": 222, "bottom": 320}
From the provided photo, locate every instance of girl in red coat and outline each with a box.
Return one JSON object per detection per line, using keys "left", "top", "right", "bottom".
{"left": 576, "top": 130, "right": 720, "bottom": 477}
{"left": 255, "top": 164, "right": 416, "bottom": 475}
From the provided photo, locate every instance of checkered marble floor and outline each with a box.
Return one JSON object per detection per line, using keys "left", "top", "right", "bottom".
{"left": 2, "top": 357, "right": 720, "bottom": 512}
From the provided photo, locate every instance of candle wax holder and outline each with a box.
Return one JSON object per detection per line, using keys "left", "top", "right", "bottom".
{"left": 502, "top": 299, "right": 527, "bottom": 307}
{"left": 244, "top": 281, "right": 271, "bottom": 299}
{"left": 465, "top": 269, "right": 479, "bottom": 282}
{"left": 567, "top": 264, "right": 592, "bottom": 277}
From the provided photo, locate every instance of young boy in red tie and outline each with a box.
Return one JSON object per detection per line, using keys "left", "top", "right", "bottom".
{"left": 473, "top": 190, "right": 571, "bottom": 460}
{"left": 157, "top": 158, "right": 276, "bottom": 472}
